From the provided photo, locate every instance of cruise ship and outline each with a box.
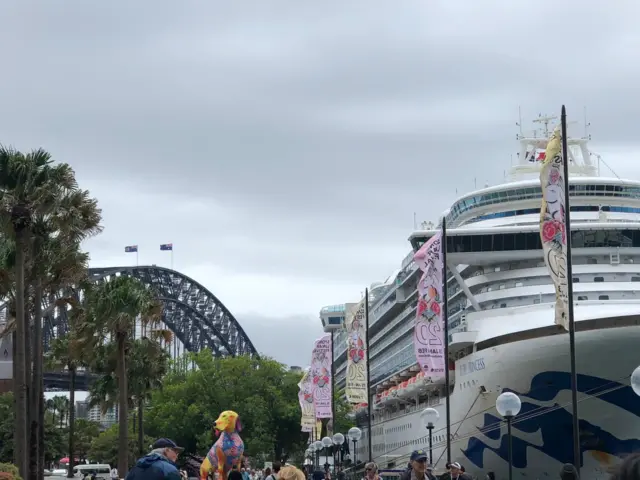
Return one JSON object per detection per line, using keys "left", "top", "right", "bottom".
{"left": 320, "top": 116, "right": 640, "bottom": 480}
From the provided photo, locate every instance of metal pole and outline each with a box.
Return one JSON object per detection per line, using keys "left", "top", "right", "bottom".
{"left": 331, "top": 330, "right": 336, "bottom": 428}
{"left": 364, "top": 288, "right": 373, "bottom": 462}
{"left": 507, "top": 417, "right": 513, "bottom": 480}
{"left": 442, "top": 218, "right": 451, "bottom": 464}
{"left": 353, "top": 440, "right": 357, "bottom": 466}
{"left": 561, "top": 105, "right": 580, "bottom": 473}
{"left": 428, "top": 426, "right": 433, "bottom": 465}
{"left": 171, "top": 247, "right": 174, "bottom": 271}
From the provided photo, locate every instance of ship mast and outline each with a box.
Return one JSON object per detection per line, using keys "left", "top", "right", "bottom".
{"left": 509, "top": 113, "right": 597, "bottom": 181}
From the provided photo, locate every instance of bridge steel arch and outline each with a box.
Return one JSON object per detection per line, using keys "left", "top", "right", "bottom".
{"left": 41, "top": 265, "right": 258, "bottom": 358}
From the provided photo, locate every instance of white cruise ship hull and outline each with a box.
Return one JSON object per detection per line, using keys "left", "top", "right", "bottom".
{"left": 366, "top": 324, "right": 640, "bottom": 480}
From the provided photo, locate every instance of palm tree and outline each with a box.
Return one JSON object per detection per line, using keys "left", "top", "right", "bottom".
{"left": 90, "top": 337, "right": 170, "bottom": 456}
{"left": 87, "top": 276, "right": 162, "bottom": 476}
{"left": 0, "top": 146, "right": 78, "bottom": 477}
{"left": 130, "top": 335, "right": 170, "bottom": 455}
{"left": 47, "top": 291, "right": 94, "bottom": 479}
{"left": 30, "top": 189, "right": 101, "bottom": 479}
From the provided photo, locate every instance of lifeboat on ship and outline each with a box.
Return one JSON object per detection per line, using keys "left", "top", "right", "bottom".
{"left": 380, "top": 389, "right": 392, "bottom": 405}
{"left": 397, "top": 380, "right": 411, "bottom": 399}
{"left": 388, "top": 385, "right": 400, "bottom": 403}
{"left": 404, "top": 375, "right": 418, "bottom": 396}
{"left": 373, "top": 393, "right": 383, "bottom": 410}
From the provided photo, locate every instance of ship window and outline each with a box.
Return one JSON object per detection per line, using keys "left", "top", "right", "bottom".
{"left": 598, "top": 295, "right": 610, "bottom": 300}
{"left": 577, "top": 296, "right": 588, "bottom": 301}
{"left": 573, "top": 277, "right": 580, "bottom": 283}
{"left": 500, "top": 303, "right": 507, "bottom": 308}
{"left": 632, "top": 276, "right": 640, "bottom": 282}
{"left": 515, "top": 281, "right": 523, "bottom": 287}
{"left": 587, "top": 258, "right": 598, "bottom": 264}
{"left": 594, "top": 276, "right": 605, "bottom": 282}
{"left": 533, "top": 298, "right": 541, "bottom": 304}
{"left": 499, "top": 284, "right": 506, "bottom": 290}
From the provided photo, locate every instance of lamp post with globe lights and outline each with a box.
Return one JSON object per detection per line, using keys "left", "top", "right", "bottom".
{"left": 308, "top": 443, "right": 316, "bottom": 468}
{"left": 313, "top": 440, "right": 323, "bottom": 469}
{"left": 421, "top": 407, "right": 440, "bottom": 465}
{"left": 631, "top": 366, "right": 640, "bottom": 396}
{"left": 348, "top": 427, "right": 362, "bottom": 465}
{"left": 332, "top": 433, "right": 345, "bottom": 471}
{"left": 496, "top": 392, "right": 522, "bottom": 480}
{"left": 322, "top": 437, "right": 333, "bottom": 470}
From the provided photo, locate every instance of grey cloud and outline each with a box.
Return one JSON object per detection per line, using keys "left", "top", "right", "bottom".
{"left": 236, "top": 313, "right": 326, "bottom": 367}
{"left": 3, "top": 0, "right": 640, "bottom": 364}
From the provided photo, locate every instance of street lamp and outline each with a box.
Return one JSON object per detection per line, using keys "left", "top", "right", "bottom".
{"left": 496, "top": 392, "right": 522, "bottom": 480}
{"left": 313, "top": 440, "right": 323, "bottom": 468}
{"left": 421, "top": 407, "right": 440, "bottom": 465}
{"left": 332, "top": 433, "right": 345, "bottom": 471}
{"left": 348, "top": 427, "right": 362, "bottom": 465}
{"left": 631, "top": 365, "right": 640, "bottom": 396}
{"left": 322, "top": 437, "right": 333, "bottom": 469}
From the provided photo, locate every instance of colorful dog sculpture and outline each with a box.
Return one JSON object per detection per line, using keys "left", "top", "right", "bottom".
{"left": 200, "top": 410, "right": 245, "bottom": 480}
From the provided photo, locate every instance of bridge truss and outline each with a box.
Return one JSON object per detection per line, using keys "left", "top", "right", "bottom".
{"left": 40, "top": 265, "right": 258, "bottom": 358}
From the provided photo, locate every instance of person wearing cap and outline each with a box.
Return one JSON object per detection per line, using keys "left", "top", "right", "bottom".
{"left": 399, "top": 451, "right": 435, "bottom": 480}
{"left": 125, "top": 438, "right": 184, "bottom": 480}
{"left": 448, "top": 462, "right": 470, "bottom": 480}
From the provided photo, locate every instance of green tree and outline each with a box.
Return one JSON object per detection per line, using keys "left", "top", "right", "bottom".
{"left": 87, "top": 425, "right": 153, "bottom": 469}
{"left": 144, "top": 353, "right": 353, "bottom": 462}
{"left": 0, "top": 392, "right": 66, "bottom": 466}
{"left": 86, "top": 276, "right": 162, "bottom": 477}
{"left": 72, "top": 420, "right": 101, "bottom": 462}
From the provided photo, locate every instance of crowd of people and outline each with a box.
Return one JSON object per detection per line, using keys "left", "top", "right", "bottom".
{"left": 123, "top": 439, "right": 640, "bottom": 480}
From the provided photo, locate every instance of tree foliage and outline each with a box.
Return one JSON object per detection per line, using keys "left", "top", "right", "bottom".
{"left": 145, "top": 352, "right": 354, "bottom": 463}
{"left": 0, "top": 393, "right": 65, "bottom": 465}
{"left": 87, "top": 425, "right": 153, "bottom": 469}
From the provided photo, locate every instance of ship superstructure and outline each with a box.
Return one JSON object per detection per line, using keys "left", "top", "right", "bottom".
{"left": 323, "top": 116, "right": 640, "bottom": 480}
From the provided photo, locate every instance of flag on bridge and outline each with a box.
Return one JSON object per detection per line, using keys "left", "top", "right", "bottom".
{"left": 125, "top": 245, "right": 138, "bottom": 253}
{"left": 160, "top": 243, "right": 173, "bottom": 251}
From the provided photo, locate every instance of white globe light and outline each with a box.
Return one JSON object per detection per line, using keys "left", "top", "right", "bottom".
{"left": 421, "top": 407, "right": 440, "bottom": 428}
{"left": 496, "top": 392, "right": 522, "bottom": 418}
{"left": 632, "top": 366, "right": 640, "bottom": 397}
{"left": 305, "top": 449, "right": 311, "bottom": 457}
{"left": 322, "top": 436, "right": 333, "bottom": 447}
{"left": 313, "top": 440, "right": 323, "bottom": 451}
{"left": 309, "top": 444, "right": 316, "bottom": 453}
{"left": 333, "top": 433, "right": 345, "bottom": 445}
{"left": 348, "top": 426, "right": 362, "bottom": 441}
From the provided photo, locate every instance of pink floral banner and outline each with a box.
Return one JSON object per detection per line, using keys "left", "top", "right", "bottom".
{"left": 298, "top": 368, "right": 315, "bottom": 432}
{"left": 413, "top": 232, "right": 446, "bottom": 379}
{"left": 311, "top": 334, "right": 332, "bottom": 418}
{"left": 539, "top": 126, "right": 569, "bottom": 330}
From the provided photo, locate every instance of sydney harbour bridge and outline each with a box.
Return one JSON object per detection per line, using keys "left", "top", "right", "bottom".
{"left": 0, "top": 265, "right": 258, "bottom": 391}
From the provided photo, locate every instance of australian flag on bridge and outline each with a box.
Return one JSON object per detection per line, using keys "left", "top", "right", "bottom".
{"left": 160, "top": 243, "right": 173, "bottom": 251}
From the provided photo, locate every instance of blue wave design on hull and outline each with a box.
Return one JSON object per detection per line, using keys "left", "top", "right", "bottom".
{"left": 462, "top": 371, "right": 640, "bottom": 469}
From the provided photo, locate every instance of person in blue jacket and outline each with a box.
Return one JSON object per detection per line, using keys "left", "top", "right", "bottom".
{"left": 126, "top": 438, "right": 184, "bottom": 480}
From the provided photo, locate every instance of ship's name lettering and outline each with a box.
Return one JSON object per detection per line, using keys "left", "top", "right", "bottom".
{"left": 460, "top": 358, "right": 485, "bottom": 376}
{"left": 417, "top": 348, "right": 443, "bottom": 355}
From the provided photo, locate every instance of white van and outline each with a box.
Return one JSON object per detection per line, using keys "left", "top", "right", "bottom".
{"left": 72, "top": 464, "right": 112, "bottom": 480}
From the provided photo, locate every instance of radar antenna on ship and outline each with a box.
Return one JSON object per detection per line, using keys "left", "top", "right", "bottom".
{"left": 509, "top": 111, "right": 598, "bottom": 181}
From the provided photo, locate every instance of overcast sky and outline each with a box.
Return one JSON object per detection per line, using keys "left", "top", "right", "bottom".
{"left": 1, "top": 1, "right": 640, "bottom": 367}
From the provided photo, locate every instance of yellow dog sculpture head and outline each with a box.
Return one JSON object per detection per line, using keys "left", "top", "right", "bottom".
{"left": 214, "top": 410, "right": 243, "bottom": 433}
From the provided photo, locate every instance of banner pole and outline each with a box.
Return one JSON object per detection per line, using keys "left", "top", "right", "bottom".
{"left": 561, "top": 105, "right": 580, "bottom": 473}
{"left": 365, "top": 288, "right": 372, "bottom": 462}
{"left": 443, "top": 218, "right": 451, "bottom": 465}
